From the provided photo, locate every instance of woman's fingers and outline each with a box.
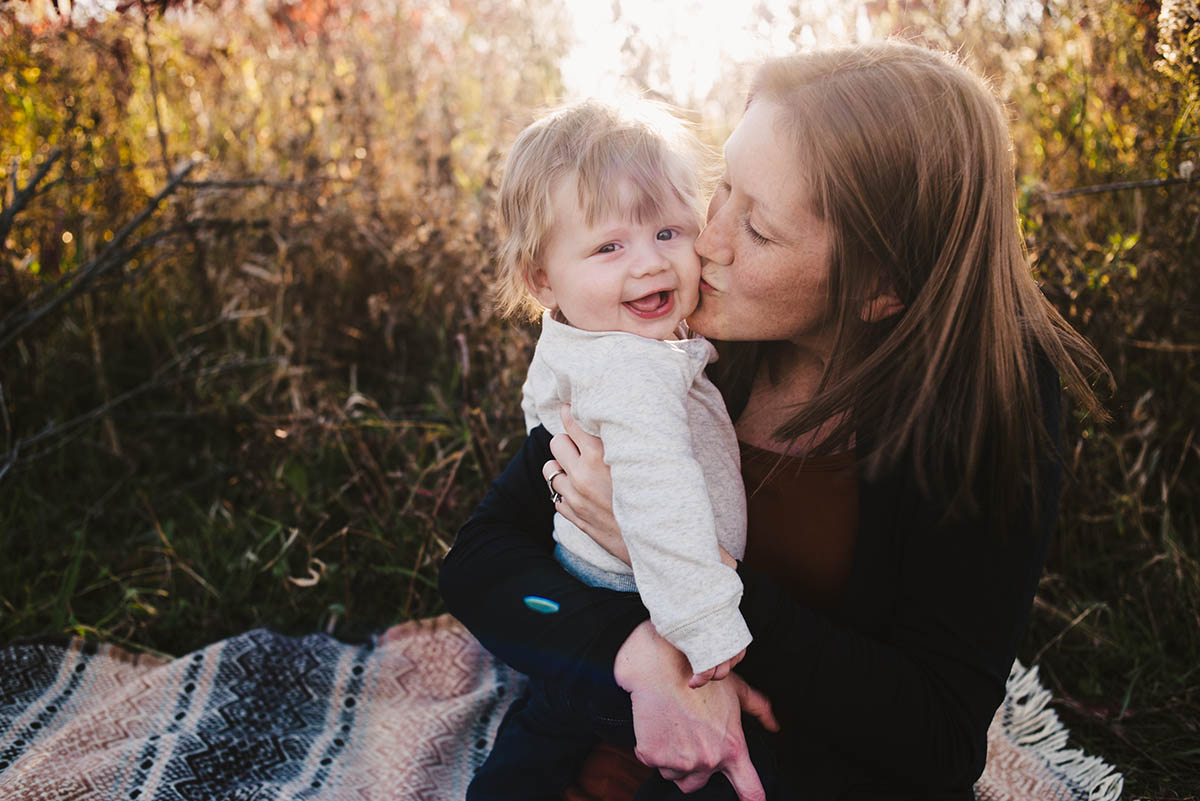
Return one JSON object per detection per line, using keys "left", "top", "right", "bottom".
{"left": 559, "top": 403, "right": 602, "bottom": 457}
{"left": 542, "top": 459, "right": 565, "bottom": 506}
{"left": 734, "top": 675, "right": 780, "bottom": 733}
{"left": 618, "top": 624, "right": 767, "bottom": 801}
{"left": 665, "top": 749, "right": 765, "bottom": 801}
{"left": 549, "top": 432, "right": 581, "bottom": 471}
{"left": 542, "top": 403, "right": 625, "bottom": 560}
{"left": 718, "top": 749, "right": 768, "bottom": 801}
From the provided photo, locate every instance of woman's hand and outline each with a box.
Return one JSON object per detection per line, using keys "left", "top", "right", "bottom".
{"left": 546, "top": 406, "right": 740, "bottom": 570}
{"left": 614, "top": 621, "right": 780, "bottom": 801}
{"left": 542, "top": 405, "right": 627, "bottom": 562}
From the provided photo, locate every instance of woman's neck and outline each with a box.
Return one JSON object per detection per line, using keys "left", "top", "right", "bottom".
{"left": 734, "top": 343, "right": 844, "bottom": 455}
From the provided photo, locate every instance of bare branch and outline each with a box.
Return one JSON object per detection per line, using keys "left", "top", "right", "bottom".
{"left": 0, "top": 379, "right": 11, "bottom": 454}
{"left": 0, "top": 149, "right": 64, "bottom": 246}
{"left": 1041, "top": 175, "right": 1196, "bottom": 200}
{"left": 0, "top": 355, "right": 286, "bottom": 476}
{"left": 0, "top": 216, "right": 268, "bottom": 324}
{"left": 141, "top": 7, "right": 172, "bottom": 179}
{"left": 1127, "top": 339, "right": 1200, "bottom": 353}
{"left": 181, "top": 176, "right": 349, "bottom": 190}
{"left": 0, "top": 160, "right": 196, "bottom": 351}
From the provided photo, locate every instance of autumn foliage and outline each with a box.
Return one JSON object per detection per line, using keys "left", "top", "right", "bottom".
{"left": 0, "top": 1, "right": 1197, "bottom": 795}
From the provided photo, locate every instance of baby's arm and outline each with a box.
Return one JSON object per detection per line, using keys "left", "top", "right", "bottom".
{"left": 574, "top": 343, "right": 751, "bottom": 677}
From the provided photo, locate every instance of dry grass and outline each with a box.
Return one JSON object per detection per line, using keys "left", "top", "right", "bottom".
{"left": 1, "top": 2, "right": 1197, "bottom": 797}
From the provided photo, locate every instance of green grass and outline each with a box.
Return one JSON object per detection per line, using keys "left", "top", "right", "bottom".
{"left": 0, "top": 349, "right": 524, "bottom": 656}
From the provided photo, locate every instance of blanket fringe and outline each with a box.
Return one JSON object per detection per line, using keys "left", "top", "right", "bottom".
{"left": 1003, "top": 660, "right": 1126, "bottom": 801}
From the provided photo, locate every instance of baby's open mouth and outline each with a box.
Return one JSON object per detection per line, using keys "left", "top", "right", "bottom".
{"left": 624, "top": 291, "right": 674, "bottom": 318}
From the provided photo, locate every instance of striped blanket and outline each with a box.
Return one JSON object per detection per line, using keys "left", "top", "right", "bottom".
{"left": 0, "top": 614, "right": 1126, "bottom": 800}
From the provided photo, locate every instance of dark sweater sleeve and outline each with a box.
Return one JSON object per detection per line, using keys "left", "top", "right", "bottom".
{"left": 438, "top": 425, "right": 650, "bottom": 693}
{"left": 736, "top": 364, "right": 1063, "bottom": 791}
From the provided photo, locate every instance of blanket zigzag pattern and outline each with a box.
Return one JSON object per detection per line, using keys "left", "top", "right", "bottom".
{"left": 0, "top": 617, "right": 1124, "bottom": 800}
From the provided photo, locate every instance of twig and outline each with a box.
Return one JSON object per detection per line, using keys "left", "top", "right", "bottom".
{"left": 35, "top": 166, "right": 348, "bottom": 195}
{"left": 403, "top": 448, "right": 467, "bottom": 619}
{"left": 140, "top": 492, "right": 220, "bottom": 598}
{"left": 0, "top": 380, "right": 12, "bottom": 483}
{"left": 141, "top": 8, "right": 171, "bottom": 179}
{"left": 1032, "top": 600, "right": 1108, "bottom": 664}
{"left": 0, "top": 356, "right": 284, "bottom": 473}
{"left": 401, "top": 531, "right": 430, "bottom": 621}
{"left": 1127, "top": 339, "right": 1200, "bottom": 353}
{"left": 0, "top": 160, "right": 196, "bottom": 350}
{"left": 0, "top": 148, "right": 64, "bottom": 246}
{"left": 0, "top": 380, "right": 10, "bottom": 454}
{"left": 1041, "top": 175, "right": 1196, "bottom": 200}
{"left": 38, "top": 161, "right": 149, "bottom": 194}
{"left": 180, "top": 176, "right": 348, "bottom": 190}
{"left": 83, "top": 294, "right": 122, "bottom": 456}
{"left": 5, "top": 216, "right": 269, "bottom": 324}
{"left": 431, "top": 447, "right": 467, "bottom": 519}
{"left": 0, "top": 227, "right": 181, "bottom": 344}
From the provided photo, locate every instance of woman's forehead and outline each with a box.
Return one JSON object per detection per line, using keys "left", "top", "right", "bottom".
{"left": 724, "top": 101, "right": 813, "bottom": 230}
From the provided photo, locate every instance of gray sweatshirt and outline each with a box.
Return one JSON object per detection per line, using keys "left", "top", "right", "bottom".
{"left": 521, "top": 312, "right": 751, "bottom": 674}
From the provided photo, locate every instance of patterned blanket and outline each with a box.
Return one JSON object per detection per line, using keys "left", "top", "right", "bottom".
{"left": 0, "top": 614, "right": 1126, "bottom": 800}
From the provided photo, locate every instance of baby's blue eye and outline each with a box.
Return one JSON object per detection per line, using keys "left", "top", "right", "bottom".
{"left": 597, "top": 243, "right": 618, "bottom": 254}
{"left": 656, "top": 229, "right": 676, "bottom": 241}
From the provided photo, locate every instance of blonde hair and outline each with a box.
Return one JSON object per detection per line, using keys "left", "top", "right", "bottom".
{"left": 720, "top": 42, "right": 1110, "bottom": 529}
{"left": 493, "top": 99, "right": 710, "bottom": 320}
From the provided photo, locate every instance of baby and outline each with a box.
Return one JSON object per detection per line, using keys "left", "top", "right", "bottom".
{"left": 468, "top": 99, "right": 750, "bottom": 801}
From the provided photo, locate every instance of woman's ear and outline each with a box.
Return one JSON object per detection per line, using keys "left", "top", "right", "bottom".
{"left": 859, "top": 288, "right": 905, "bottom": 322}
{"left": 526, "top": 269, "right": 557, "bottom": 310}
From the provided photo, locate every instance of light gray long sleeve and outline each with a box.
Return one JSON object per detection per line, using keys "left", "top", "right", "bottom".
{"left": 521, "top": 312, "right": 751, "bottom": 674}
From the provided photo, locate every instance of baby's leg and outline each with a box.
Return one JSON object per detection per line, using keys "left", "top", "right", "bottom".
{"left": 467, "top": 679, "right": 599, "bottom": 801}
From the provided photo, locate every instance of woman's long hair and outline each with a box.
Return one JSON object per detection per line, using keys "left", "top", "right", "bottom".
{"left": 717, "top": 42, "right": 1110, "bottom": 532}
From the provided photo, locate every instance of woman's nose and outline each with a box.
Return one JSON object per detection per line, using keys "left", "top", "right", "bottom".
{"left": 695, "top": 205, "right": 733, "bottom": 266}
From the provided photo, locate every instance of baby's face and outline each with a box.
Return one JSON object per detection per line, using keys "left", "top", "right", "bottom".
{"left": 530, "top": 177, "right": 701, "bottom": 340}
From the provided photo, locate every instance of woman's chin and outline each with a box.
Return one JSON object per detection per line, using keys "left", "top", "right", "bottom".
{"left": 685, "top": 302, "right": 720, "bottom": 339}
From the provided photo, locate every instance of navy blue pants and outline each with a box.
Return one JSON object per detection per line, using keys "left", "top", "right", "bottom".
{"left": 467, "top": 675, "right": 786, "bottom": 801}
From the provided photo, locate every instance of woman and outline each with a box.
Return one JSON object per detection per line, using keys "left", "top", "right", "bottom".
{"left": 440, "top": 41, "right": 1108, "bottom": 800}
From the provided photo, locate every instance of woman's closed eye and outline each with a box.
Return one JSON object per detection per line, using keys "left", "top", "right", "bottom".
{"left": 742, "top": 216, "right": 770, "bottom": 246}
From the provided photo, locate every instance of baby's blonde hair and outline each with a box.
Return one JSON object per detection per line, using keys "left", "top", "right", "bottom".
{"left": 494, "top": 99, "right": 710, "bottom": 320}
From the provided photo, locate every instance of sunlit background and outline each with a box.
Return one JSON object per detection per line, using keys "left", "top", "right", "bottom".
{"left": 557, "top": 0, "right": 818, "bottom": 103}
{"left": 38, "top": 0, "right": 1055, "bottom": 118}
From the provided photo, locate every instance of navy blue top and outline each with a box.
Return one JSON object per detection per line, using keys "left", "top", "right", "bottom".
{"left": 439, "top": 360, "right": 1062, "bottom": 800}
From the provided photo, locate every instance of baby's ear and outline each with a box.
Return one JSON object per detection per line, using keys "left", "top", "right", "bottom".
{"left": 526, "top": 269, "right": 556, "bottom": 310}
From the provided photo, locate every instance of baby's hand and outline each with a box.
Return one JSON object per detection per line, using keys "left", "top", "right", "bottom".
{"left": 689, "top": 648, "right": 746, "bottom": 689}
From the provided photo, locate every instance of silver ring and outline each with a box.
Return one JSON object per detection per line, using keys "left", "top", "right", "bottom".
{"left": 545, "top": 468, "right": 566, "bottom": 504}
